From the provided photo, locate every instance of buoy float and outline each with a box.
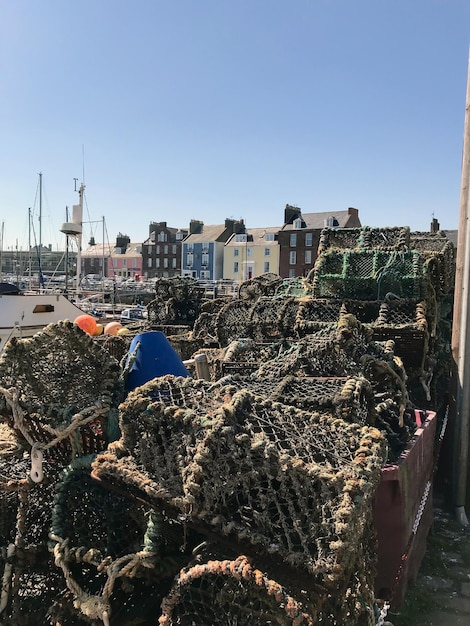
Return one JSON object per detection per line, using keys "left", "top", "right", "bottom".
{"left": 104, "top": 321, "right": 123, "bottom": 335}
{"left": 93, "top": 323, "right": 104, "bottom": 336}
{"left": 74, "top": 314, "right": 98, "bottom": 336}
{"left": 117, "top": 327, "right": 130, "bottom": 335}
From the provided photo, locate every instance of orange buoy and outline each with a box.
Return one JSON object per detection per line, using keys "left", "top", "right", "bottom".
{"left": 93, "top": 323, "right": 104, "bottom": 336}
{"left": 104, "top": 321, "right": 123, "bottom": 335}
{"left": 74, "top": 314, "right": 98, "bottom": 336}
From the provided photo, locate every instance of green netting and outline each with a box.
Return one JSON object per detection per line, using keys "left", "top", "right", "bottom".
{"left": 309, "top": 249, "right": 427, "bottom": 301}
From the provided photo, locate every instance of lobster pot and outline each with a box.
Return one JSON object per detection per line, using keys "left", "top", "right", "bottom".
{"left": 214, "top": 374, "right": 375, "bottom": 425}
{"left": 274, "top": 276, "right": 315, "bottom": 298}
{"left": 158, "top": 556, "right": 316, "bottom": 626}
{"left": 310, "top": 249, "right": 426, "bottom": 301}
{"left": 93, "top": 377, "right": 387, "bottom": 592}
{"left": 371, "top": 299, "right": 429, "bottom": 372}
{"left": 409, "top": 232, "right": 455, "bottom": 297}
{"left": 237, "top": 273, "right": 283, "bottom": 301}
{"left": 48, "top": 456, "right": 182, "bottom": 626}
{"left": 94, "top": 333, "right": 135, "bottom": 362}
{"left": 0, "top": 321, "right": 122, "bottom": 464}
{"left": 316, "top": 226, "right": 411, "bottom": 256}
{"left": 215, "top": 299, "right": 254, "bottom": 346}
{"left": 0, "top": 453, "right": 69, "bottom": 624}
{"left": 248, "top": 296, "right": 291, "bottom": 342}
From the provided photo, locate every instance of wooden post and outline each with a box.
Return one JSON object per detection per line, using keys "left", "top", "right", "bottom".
{"left": 452, "top": 50, "right": 470, "bottom": 525}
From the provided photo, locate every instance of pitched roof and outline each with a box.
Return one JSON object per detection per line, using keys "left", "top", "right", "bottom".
{"left": 282, "top": 209, "right": 361, "bottom": 230}
{"left": 225, "top": 226, "right": 281, "bottom": 247}
{"left": 184, "top": 224, "right": 229, "bottom": 243}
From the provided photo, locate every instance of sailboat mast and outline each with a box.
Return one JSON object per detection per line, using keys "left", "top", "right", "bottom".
{"left": 75, "top": 183, "right": 85, "bottom": 295}
{"left": 38, "top": 172, "right": 42, "bottom": 273}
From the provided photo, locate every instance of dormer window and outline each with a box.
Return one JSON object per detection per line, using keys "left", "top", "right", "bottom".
{"left": 264, "top": 232, "right": 274, "bottom": 241}
{"left": 235, "top": 234, "right": 247, "bottom": 243}
{"left": 293, "top": 218, "right": 303, "bottom": 229}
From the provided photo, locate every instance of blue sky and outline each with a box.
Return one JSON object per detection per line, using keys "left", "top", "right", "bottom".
{"left": 1, "top": 0, "right": 469, "bottom": 251}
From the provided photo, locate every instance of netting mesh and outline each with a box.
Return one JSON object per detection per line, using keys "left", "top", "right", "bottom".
{"left": 158, "top": 555, "right": 316, "bottom": 625}
{"left": 309, "top": 249, "right": 426, "bottom": 301}
{"left": 93, "top": 376, "right": 386, "bottom": 589}
{"left": 147, "top": 276, "right": 205, "bottom": 326}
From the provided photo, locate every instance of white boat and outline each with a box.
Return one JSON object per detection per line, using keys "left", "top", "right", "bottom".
{"left": 0, "top": 283, "right": 86, "bottom": 352}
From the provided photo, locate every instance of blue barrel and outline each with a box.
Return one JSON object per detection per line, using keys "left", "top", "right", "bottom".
{"left": 124, "top": 331, "right": 189, "bottom": 392}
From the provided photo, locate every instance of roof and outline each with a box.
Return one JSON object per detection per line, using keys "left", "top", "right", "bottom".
{"left": 282, "top": 209, "right": 361, "bottom": 230}
{"left": 81, "top": 242, "right": 142, "bottom": 258}
{"left": 184, "top": 224, "right": 229, "bottom": 243}
{"left": 225, "top": 226, "right": 281, "bottom": 247}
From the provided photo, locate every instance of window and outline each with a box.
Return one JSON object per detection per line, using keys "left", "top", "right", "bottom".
{"left": 172, "top": 245, "right": 177, "bottom": 254}
{"left": 290, "top": 233, "right": 297, "bottom": 247}
{"left": 172, "top": 257, "right": 177, "bottom": 269}
{"left": 202, "top": 253, "right": 209, "bottom": 266}
{"left": 133, "top": 258, "right": 137, "bottom": 268}
{"left": 147, "top": 245, "right": 152, "bottom": 254}
{"left": 164, "top": 245, "right": 168, "bottom": 254}
{"left": 147, "top": 258, "right": 152, "bottom": 268}
{"left": 264, "top": 247, "right": 270, "bottom": 256}
{"left": 294, "top": 218, "right": 303, "bottom": 229}
{"left": 234, "top": 248, "right": 239, "bottom": 257}
{"left": 187, "top": 253, "right": 193, "bottom": 266}
{"left": 156, "top": 245, "right": 160, "bottom": 254}
{"left": 265, "top": 232, "right": 274, "bottom": 241}
{"left": 157, "top": 231, "right": 167, "bottom": 242}
{"left": 163, "top": 258, "right": 168, "bottom": 268}
{"left": 122, "top": 259, "right": 127, "bottom": 268}
{"left": 305, "top": 233, "right": 313, "bottom": 246}
{"left": 235, "top": 234, "right": 247, "bottom": 243}
{"left": 264, "top": 261, "right": 270, "bottom": 273}
{"left": 234, "top": 261, "right": 239, "bottom": 273}
{"left": 156, "top": 258, "right": 160, "bottom": 268}
{"left": 113, "top": 259, "right": 117, "bottom": 268}
{"left": 305, "top": 250, "right": 312, "bottom": 264}
{"left": 289, "top": 251, "right": 296, "bottom": 265}
{"left": 289, "top": 269, "right": 296, "bottom": 278}
{"left": 247, "top": 247, "right": 253, "bottom": 257}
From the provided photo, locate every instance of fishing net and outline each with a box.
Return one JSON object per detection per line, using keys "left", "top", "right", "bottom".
{"left": 93, "top": 376, "right": 387, "bottom": 597}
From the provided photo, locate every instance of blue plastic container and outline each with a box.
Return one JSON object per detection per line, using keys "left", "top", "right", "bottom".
{"left": 124, "top": 331, "right": 189, "bottom": 392}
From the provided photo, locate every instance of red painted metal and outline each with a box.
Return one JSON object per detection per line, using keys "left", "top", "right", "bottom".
{"left": 373, "top": 410, "right": 437, "bottom": 609}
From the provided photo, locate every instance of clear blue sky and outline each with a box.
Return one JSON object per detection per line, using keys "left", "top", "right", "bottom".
{"left": 1, "top": 0, "right": 469, "bottom": 251}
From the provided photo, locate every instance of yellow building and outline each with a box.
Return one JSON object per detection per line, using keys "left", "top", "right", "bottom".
{"left": 224, "top": 227, "right": 280, "bottom": 282}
